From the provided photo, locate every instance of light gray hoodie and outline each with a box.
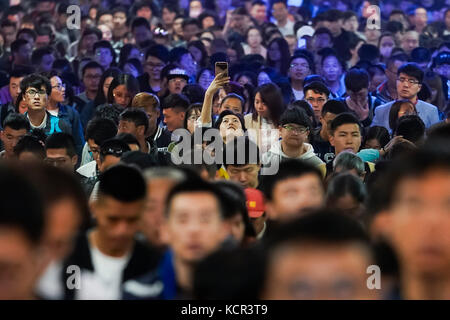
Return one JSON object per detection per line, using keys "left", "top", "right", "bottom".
{"left": 262, "top": 140, "right": 324, "bottom": 167}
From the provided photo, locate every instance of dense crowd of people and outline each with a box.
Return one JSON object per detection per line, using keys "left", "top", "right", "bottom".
{"left": 0, "top": 0, "right": 449, "bottom": 300}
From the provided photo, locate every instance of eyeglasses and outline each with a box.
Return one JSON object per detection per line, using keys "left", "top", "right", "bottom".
{"left": 282, "top": 124, "right": 308, "bottom": 133}
{"left": 26, "top": 89, "right": 47, "bottom": 97}
{"left": 397, "top": 77, "right": 420, "bottom": 85}
{"left": 52, "top": 83, "right": 66, "bottom": 90}
{"left": 145, "top": 62, "right": 165, "bottom": 69}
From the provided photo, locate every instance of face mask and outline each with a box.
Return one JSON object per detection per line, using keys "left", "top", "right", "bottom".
{"left": 380, "top": 47, "right": 393, "bottom": 57}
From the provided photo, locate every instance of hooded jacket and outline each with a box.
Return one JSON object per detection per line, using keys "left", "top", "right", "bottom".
{"left": 262, "top": 140, "right": 324, "bottom": 167}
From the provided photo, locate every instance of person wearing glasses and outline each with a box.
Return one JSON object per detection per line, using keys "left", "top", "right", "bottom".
{"left": 371, "top": 63, "right": 441, "bottom": 134}
{"left": 262, "top": 105, "right": 323, "bottom": 169}
{"left": 19, "top": 73, "right": 71, "bottom": 137}
{"left": 43, "top": 71, "right": 85, "bottom": 157}
{"left": 289, "top": 53, "right": 314, "bottom": 101}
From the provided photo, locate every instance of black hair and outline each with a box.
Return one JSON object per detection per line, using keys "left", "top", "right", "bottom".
{"left": 168, "top": 46, "right": 191, "bottom": 65}
{"left": 94, "top": 103, "right": 123, "bottom": 125}
{"left": 193, "top": 247, "right": 264, "bottom": 299}
{"left": 99, "top": 138, "right": 131, "bottom": 161}
{"left": 364, "top": 126, "right": 390, "bottom": 149}
{"left": 345, "top": 68, "right": 369, "bottom": 92}
{"left": 280, "top": 105, "right": 312, "bottom": 130}
{"left": 388, "top": 99, "right": 416, "bottom": 132}
{"left": 0, "top": 165, "right": 44, "bottom": 244}
{"left": 260, "top": 159, "right": 323, "bottom": 201}
{"left": 2, "top": 113, "right": 30, "bottom": 131}
{"left": 93, "top": 67, "right": 122, "bottom": 107}
{"left": 119, "top": 108, "right": 149, "bottom": 133}
{"left": 162, "top": 93, "right": 190, "bottom": 111}
{"left": 45, "top": 132, "right": 77, "bottom": 158}
{"left": 326, "top": 173, "right": 367, "bottom": 206}
{"left": 187, "top": 40, "right": 209, "bottom": 68}
{"left": 329, "top": 112, "right": 361, "bottom": 135}
{"left": 410, "top": 47, "right": 431, "bottom": 64}
{"left": 214, "top": 110, "right": 246, "bottom": 132}
{"left": 107, "top": 74, "right": 140, "bottom": 106}
{"left": 397, "top": 63, "right": 424, "bottom": 83}
{"left": 10, "top": 66, "right": 34, "bottom": 79}
{"left": 289, "top": 53, "right": 315, "bottom": 74}
{"left": 31, "top": 46, "right": 55, "bottom": 66}
{"left": 303, "top": 80, "right": 330, "bottom": 96}
{"left": 116, "top": 132, "right": 140, "bottom": 147}
{"left": 395, "top": 115, "right": 425, "bottom": 144}
{"left": 85, "top": 117, "right": 118, "bottom": 145}
{"left": 183, "top": 103, "right": 202, "bottom": 130}
{"left": 321, "top": 99, "right": 347, "bottom": 117}
{"left": 93, "top": 40, "right": 117, "bottom": 66}
{"left": 223, "top": 136, "right": 260, "bottom": 168}
{"left": 288, "top": 100, "right": 317, "bottom": 128}
{"left": 182, "top": 17, "right": 201, "bottom": 30}
{"left": 357, "top": 44, "right": 380, "bottom": 64}
{"left": 10, "top": 39, "right": 29, "bottom": 54}
{"left": 98, "top": 164, "right": 146, "bottom": 202}
{"left": 165, "top": 178, "right": 227, "bottom": 218}
{"left": 119, "top": 44, "right": 140, "bottom": 66}
{"left": 82, "top": 61, "right": 104, "bottom": 78}
{"left": 131, "top": 17, "right": 151, "bottom": 32}
{"left": 386, "top": 53, "right": 409, "bottom": 70}
{"left": 20, "top": 73, "right": 52, "bottom": 95}
{"left": 145, "top": 44, "right": 170, "bottom": 63}
{"left": 303, "top": 74, "right": 326, "bottom": 87}
{"left": 220, "top": 93, "right": 245, "bottom": 111}
{"left": 13, "top": 133, "right": 46, "bottom": 159}
{"left": 182, "top": 84, "right": 205, "bottom": 104}
{"left": 121, "top": 58, "right": 144, "bottom": 77}
{"left": 213, "top": 180, "right": 256, "bottom": 238}
{"left": 253, "top": 83, "right": 285, "bottom": 126}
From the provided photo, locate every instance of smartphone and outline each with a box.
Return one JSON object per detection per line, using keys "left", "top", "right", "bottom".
{"left": 215, "top": 62, "right": 228, "bottom": 77}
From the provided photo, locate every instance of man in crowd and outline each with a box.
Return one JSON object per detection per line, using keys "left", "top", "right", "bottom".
{"left": 0, "top": 113, "right": 29, "bottom": 160}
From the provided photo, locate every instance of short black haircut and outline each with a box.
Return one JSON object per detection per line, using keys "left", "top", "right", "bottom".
{"left": 85, "top": 118, "right": 118, "bottom": 146}
{"left": 20, "top": 73, "right": 52, "bottom": 95}
{"left": 223, "top": 136, "right": 260, "bottom": 168}
{"left": 0, "top": 165, "right": 44, "bottom": 244}
{"left": 162, "top": 93, "right": 190, "bottom": 111}
{"left": 2, "top": 113, "right": 30, "bottom": 131}
{"left": 386, "top": 53, "right": 409, "bottom": 70}
{"left": 45, "top": 132, "right": 77, "bottom": 157}
{"left": 364, "top": 126, "right": 390, "bottom": 149}
{"left": 13, "top": 134, "right": 46, "bottom": 159}
{"left": 16, "top": 28, "right": 37, "bottom": 41}
{"left": 145, "top": 44, "right": 169, "bottom": 63}
{"left": 395, "top": 115, "right": 425, "bottom": 144}
{"left": 131, "top": 17, "right": 151, "bottom": 32}
{"left": 168, "top": 46, "right": 191, "bottom": 64}
{"left": 182, "top": 84, "right": 205, "bottom": 104}
{"left": 357, "top": 44, "right": 380, "bottom": 63}
{"left": 345, "top": 68, "right": 369, "bottom": 92}
{"left": 10, "top": 39, "right": 29, "bottom": 54}
{"left": 99, "top": 138, "right": 131, "bottom": 161}
{"left": 410, "top": 47, "right": 431, "bottom": 64}
{"left": 280, "top": 106, "right": 312, "bottom": 130}
{"left": 98, "top": 164, "right": 146, "bottom": 202}
{"left": 31, "top": 46, "right": 55, "bottom": 66}
{"left": 329, "top": 112, "right": 361, "bottom": 135}
{"left": 261, "top": 159, "right": 323, "bottom": 201}
{"left": 321, "top": 99, "right": 347, "bottom": 117}
{"left": 397, "top": 63, "right": 424, "bottom": 84}
{"left": 119, "top": 108, "right": 149, "bottom": 133}
{"left": 116, "top": 132, "right": 140, "bottom": 147}
{"left": 326, "top": 173, "right": 367, "bottom": 205}
{"left": 165, "top": 178, "right": 227, "bottom": 218}
{"left": 93, "top": 40, "right": 117, "bottom": 63}
{"left": 10, "top": 66, "right": 34, "bottom": 79}
{"left": 303, "top": 80, "right": 330, "bottom": 96}
{"left": 82, "top": 61, "right": 104, "bottom": 77}
{"left": 324, "top": 9, "right": 344, "bottom": 22}
{"left": 182, "top": 18, "right": 201, "bottom": 29}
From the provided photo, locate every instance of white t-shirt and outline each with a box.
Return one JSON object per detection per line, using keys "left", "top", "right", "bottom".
{"left": 47, "top": 109, "right": 59, "bottom": 117}
{"left": 76, "top": 242, "right": 131, "bottom": 300}
{"left": 292, "top": 87, "right": 304, "bottom": 101}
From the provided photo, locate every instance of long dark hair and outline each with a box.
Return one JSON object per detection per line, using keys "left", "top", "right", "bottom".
{"left": 253, "top": 83, "right": 285, "bottom": 126}
{"left": 388, "top": 99, "right": 416, "bottom": 132}
{"left": 107, "top": 73, "right": 140, "bottom": 107}
{"left": 93, "top": 67, "right": 122, "bottom": 107}
{"left": 187, "top": 40, "right": 209, "bottom": 68}
{"left": 267, "top": 37, "right": 291, "bottom": 76}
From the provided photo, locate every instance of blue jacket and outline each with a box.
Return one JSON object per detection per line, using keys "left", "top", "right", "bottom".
{"left": 57, "top": 104, "right": 85, "bottom": 156}
{"left": 371, "top": 99, "right": 441, "bottom": 134}
{"left": 122, "top": 250, "right": 182, "bottom": 300}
